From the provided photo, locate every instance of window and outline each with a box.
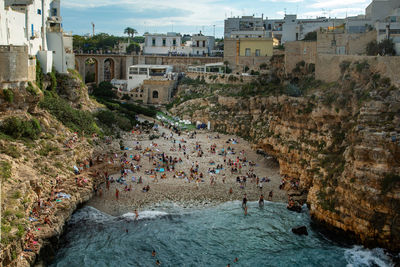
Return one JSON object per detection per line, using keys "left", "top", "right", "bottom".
{"left": 129, "top": 76, "right": 132, "bottom": 79}
{"left": 37, "top": 9, "right": 41, "bottom": 15}
{"left": 152, "top": 38, "right": 156, "bottom": 46}
{"left": 135, "top": 94, "right": 138, "bottom": 97}
{"left": 255, "top": 49, "right": 260, "bottom": 56}
{"left": 245, "top": 48, "right": 251, "bottom": 56}
{"left": 197, "top": 41, "right": 200, "bottom": 47}
{"left": 162, "top": 39, "right": 166, "bottom": 46}
{"left": 202, "top": 41, "right": 206, "bottom": 47}
{"left": 173, "top": 39, "right": 176, "bottom": 46}
{"left": 52, "top": 8, "right": 57, "bottom": 16}
{"left": 152, "top": 91, "right": 159, "bottom": 99}
{"left": 139, "top": 68, "right": 147, "bottom": 75}
{"left": 140, "top": 94, "right": 142, "bottom": 97}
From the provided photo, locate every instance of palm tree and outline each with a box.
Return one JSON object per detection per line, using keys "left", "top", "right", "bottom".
{"left": 124, "top": 27, "right": 138, "bottom": 39}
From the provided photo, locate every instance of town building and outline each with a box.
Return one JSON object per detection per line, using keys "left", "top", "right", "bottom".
{"left": 0, "top": 0, "right": 74, "bottom": 85}
{"left": 187, "top": 62, "right": 226, "bottom": 73}
{"left": 143, "top": 33, "right": 182, "bottom": 55}
{"left": 224, "top": 37, "right": 273, "bottom": 71}
{"left": 127, "top": 65, "right": 177, "bottom": 105}
{"left": 191, "top": 33, "right": 215, "bottom": 56}
{"left": 224, "top": 15, "right": 265, "bottom": 38}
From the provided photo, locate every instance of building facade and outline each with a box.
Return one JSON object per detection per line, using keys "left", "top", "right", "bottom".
{"left": 127, "top": 64, "right": 176, "bottom": 105}
{"left": 143, "top": 33, "right": 182, "bottom": 55}
{"left": 0, "top": 0, "right": 73, "bottom": 76}
{"left": 224, "top": 37, "right": 273, "bottom": 71}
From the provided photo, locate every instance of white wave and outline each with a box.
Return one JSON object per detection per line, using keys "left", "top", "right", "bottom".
{"left": 121, "top": 210, "right": 169, "bottom": 221}
{"left": 69, "top": 206, "right": 115, "bottom": 224}
{"left": 344, "top": 246, "right": 394, "bottom": 267}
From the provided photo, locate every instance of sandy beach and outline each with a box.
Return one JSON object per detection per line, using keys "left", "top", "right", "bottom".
{"left": 87, "top": 121, "right": 287, "bottom": 216}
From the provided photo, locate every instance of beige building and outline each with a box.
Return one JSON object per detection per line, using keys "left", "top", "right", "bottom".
{"left": 127, "top": 65, "right": 177, "bottom": 105}
{"left": 224, "top": 37, "right": 273, "bottom": 71}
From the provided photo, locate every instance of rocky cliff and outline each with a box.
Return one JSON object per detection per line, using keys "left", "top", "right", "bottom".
{"left": 0, "top": 71, "right": 115, "bottom": 266}
{"left": 171, "top": 61, "right": 400, "bottom": 251}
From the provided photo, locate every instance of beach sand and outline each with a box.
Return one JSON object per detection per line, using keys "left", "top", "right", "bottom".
{"left": 87, "top": 122, "right": 287, "bottom": 216}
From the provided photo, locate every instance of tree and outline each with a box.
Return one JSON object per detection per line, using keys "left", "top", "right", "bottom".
{"left": 126, "top": 43, "right": 141, "bottom": 55}
{"left": 303, "top": 31, "right": 317, "bottom": 41}
{"left": 366, "top": 39, "right": 396, "bottom": 56}
{"left": 366, "top": 40, "right": 379, "bottom": 56}
{"left": 124, "top": 27, "right": 138, "bottom": 39}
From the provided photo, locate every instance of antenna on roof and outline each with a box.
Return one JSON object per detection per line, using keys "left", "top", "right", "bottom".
{"left": 284, "top": 8, "right": 287, "bottom": 16}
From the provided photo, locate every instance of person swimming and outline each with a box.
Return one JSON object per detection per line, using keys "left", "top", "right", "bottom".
{"left": 259, "top": 194, "right": 264, "bottom": 207}
{"left": 242, "top": 194, "right": 247, "bottom": 208}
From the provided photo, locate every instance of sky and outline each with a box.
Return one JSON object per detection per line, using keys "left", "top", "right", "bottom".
{"left": 61, "top": 0, "right": 373, "bottom": 37}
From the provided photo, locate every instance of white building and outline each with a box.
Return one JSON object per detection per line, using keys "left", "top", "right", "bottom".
{"left": 190, "top": 33, "right": 215, "bottom": 56}
{"left": 143, "top": 32, "right": 182, "bottom": 55}
{"left": 127, "top": 65, "right": 173, "bottom": 90}
{"left": 0, "top": 0, "right": 73, "bottom": 74}
{"left": 366, "top": 0, "right": 400, "bottom": 22}
{"left": 224, "top": 15, "right": 265, "bottom": 38}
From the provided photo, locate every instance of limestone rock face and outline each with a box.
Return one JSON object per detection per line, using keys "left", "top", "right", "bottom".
{"left": 172, "top": 84, "right": 400, "bottom": 251}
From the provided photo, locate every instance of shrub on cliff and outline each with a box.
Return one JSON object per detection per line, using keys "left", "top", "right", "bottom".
{"left": 0, "top": 117, "right": 41, "bottom": 140}
{"left": 2, "top": 89, "right": 14, "bottom": 103}
{"left": 96, "top": 110, "right": 133, "bottom": 132}
{"left": 92, "top": 81, "right": 117, "bottom": 99}
{"left": 0, "top": 161, "right": 12, "bottom": 182}
{"left": 381, "top": 173, "right": 400, "bottom": 194}
{"left": 40, "top": 91, "right": 101, "bottom": 135}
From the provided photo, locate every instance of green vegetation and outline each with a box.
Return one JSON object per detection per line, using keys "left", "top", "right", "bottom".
{"left": 366, "top": 39, "right": 396, "bottom": 56}
{"left": 126, "top": 43, "right": 140, "bottom": 54}
{"left": 37, "top": 142, "right": 60, "bottom": 157}
{"left": 95, "top": 110, "right": 133, "bottom": 132}
{"left": 26, "top": 82, "right": 40, "bottom": 96}
{"left": 0, "top": 161, "right": 12, "bottom": 181}
{"left": 73, "top": 33, "right": 140, "bottom": 53}
{"left": 0, "top": 144, "right": 21, "bottom": 158}
{"left": 381, "top": 173, "right": 400, "bottom": 194}
{"left": 40, "top": 91, "right": 100, "bottom": 135}
{"left": 36, "top": 60, "right": 44, "bottom": 89}
{"left": 0, "top": 117, "right": 42, "bottom": 140}
{"left": 50, "top": 68, "right": 57, "bottom": 91}
{"left": 339, "top": 61, "right": 351, "bottom": 74}
{"left": 180, "top": 76, "right": 206, "bottom": 86}
{"left": 303, "top": 31, "right": 317, "bottom": 41}
{"left": 3, "top": 89, "right": 14, "bottom": 103}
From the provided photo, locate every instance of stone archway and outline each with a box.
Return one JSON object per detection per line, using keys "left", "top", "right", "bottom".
{"left": 84, "top": 57, "right": 98, "bottom": 84}
{"left": 104, "top": 58, "right": 115, "bottom": 82}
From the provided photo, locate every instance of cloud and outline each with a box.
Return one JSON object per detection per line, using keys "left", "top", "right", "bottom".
{"left": 309, "top": 0, "right": 369, "bottom": 9}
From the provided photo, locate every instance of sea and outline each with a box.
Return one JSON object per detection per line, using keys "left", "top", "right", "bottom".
{"left": 50, "top": 201, "right": 396, "bottom": 267}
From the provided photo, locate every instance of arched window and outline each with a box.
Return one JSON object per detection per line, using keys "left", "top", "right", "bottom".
{"left": 152, "top": 91, "right": 159, "bottom": 99}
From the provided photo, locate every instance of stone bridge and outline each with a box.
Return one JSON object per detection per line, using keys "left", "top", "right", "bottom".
{"left": 75, "top": 54, "right": 223, "bottom": 84}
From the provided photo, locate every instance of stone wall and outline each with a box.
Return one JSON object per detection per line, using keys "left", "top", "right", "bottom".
{"left": 317, "top": 30, "right": 376, "bottom": 55}
{"left": 0, "top": 45, "right": 29, "bottom": 84}
{"left": 75, "top": 54, "right": 223, "bottom": 84}
{"left": 316, "top": 54, "right": 400, "bottom": 87}
{"left": 285, "top": 41, "right": 317, "bottom": 75}
{"left": 185, "top": 72, "right": 257, "bottom": 85}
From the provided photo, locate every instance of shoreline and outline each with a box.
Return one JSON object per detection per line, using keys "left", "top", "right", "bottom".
{"left": 30, "top": 121, "right": 288, "bottom": 266}
{"left": 86, "top": 123, "right": 287, "bottom": 217}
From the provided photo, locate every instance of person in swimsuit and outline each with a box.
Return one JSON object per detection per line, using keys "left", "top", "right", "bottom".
{"left": 242, "top": 194, "right": 247, "bottom": 208}
{"left": 259, "top": 194, "right": 264, "bottom": 207}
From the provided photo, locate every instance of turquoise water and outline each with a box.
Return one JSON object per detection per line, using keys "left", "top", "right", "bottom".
{"left": 50, "top": 202, "right": 394, "bottom": 267}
